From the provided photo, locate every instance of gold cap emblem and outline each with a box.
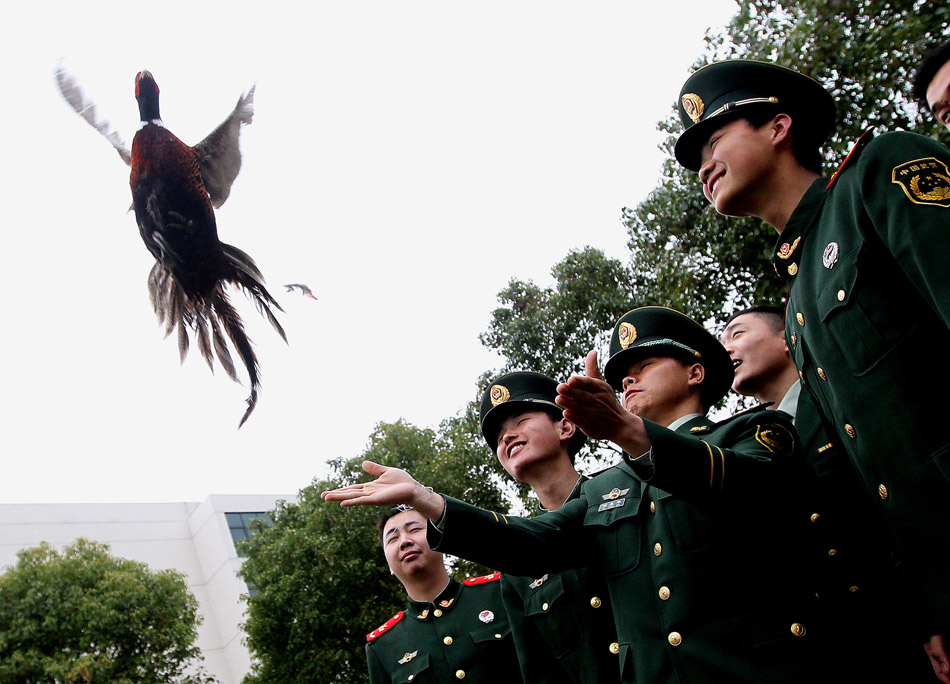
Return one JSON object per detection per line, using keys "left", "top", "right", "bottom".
{"left": 489, "top": 385, "right": 510, "bottom": 406}
{"left": 682, "top": 93, "right": 705, "bottom": 123}
{"left": 618, "top": 322, "right": 637, "bottom": 350}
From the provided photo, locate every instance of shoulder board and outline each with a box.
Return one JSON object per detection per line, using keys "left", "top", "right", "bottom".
{"left": 463, "top": 572, "right": 501, "bottom": 586}
{"left": 827, "top": 128, "right": 875, "bottom": 190}
{"left": 366, "top": 610, "right": 405, "bottom": 642}
{"left": 587, "top": 461, "right": 621, "bottom": 479}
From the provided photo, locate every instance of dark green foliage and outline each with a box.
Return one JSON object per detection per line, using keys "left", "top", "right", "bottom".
{"left": 480, "top": 247, "right": 636, "bottom": 379}
{"left": 0, "top": 539, "right": 214, "bottom": 684}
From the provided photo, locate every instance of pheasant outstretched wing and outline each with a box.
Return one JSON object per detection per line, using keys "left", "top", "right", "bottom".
{"left": 54, "top": 61, "right": 132, "bottom": 166}
{"left": 193, "top": 85, "right": 255, "bottom": 208}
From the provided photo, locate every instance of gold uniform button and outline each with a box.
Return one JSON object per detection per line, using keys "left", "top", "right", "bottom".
{"left": 844, "top": 424, "right": 856, "bottom": 439}
{"left": 456, "top": 670, "right": 465, "bottom": 679}
{"left": 817, "top": 367, "right": 827, "bottom": 380}
{"left": 649, "top": 501, "right": 656, "bottom": 514}
{"left": 542, "top": 602, "right": 549, "bottom": 611}
{"left": 433, "top": 609, "right": 443, "bottom": 618}
{"left": 828, "top": 548, "right": 837, "bottom": 557}
{"left": 590, "top": 597, "right": 602, "bottom": 609}
{"left": 810, "top": 513, "right": 821, "bottom": 524}
{"left": 788, "top": 263, "right": 798, "bottom": 276}
{"left": 849, "top": 585, "right": 860, "bottom": 593}
{"left": 494, "top": 633, "right": 502, "bottom": 638}
{"left": 838, "top": 289, "right": 846, "bottom": 301}
{"left": 668, "top": 632, "right": 682, "bottom": 646}
{"left": 443, "top": 636, "right": 453, "bottom": 645}
{"left": 878, "top": 484, "right": 888, "bottom": 501}
{"left": 659, "top": 586, "right": 671, "bottom": 600}
{"left": 408, "top": 677, "right": 414, "bottom": 682}
{"left": 796, "top": 312, "right": 805, "bottom": 326}
{"left": 609, "top": 642, "right": 620, "bottom": 654}
{"left": 790, "top": 623, "right": 806, "bottom": 637}
{"left": 654, "top": 542, "right": 662, "bottom": 556}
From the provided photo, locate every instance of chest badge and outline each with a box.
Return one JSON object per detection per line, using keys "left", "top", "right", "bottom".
{"left": 602, "top": 487, "right": 629, "bottom": 501}
{"left": 479, "top": 610, "right": 495, "bottom": 623}
{"left": 822, "top": 242, "right": 839, "bottom": 269}
{"left": 529, "top": 574, "right": 549, "bottom": 589}
{"left": 891, "top": 157, "right": 950, "bottom": 207}
{"left": 398, "top": 651, "right": 418, "bottom": 664}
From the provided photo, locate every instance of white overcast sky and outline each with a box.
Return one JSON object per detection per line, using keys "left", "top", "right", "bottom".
{"left": 2, "top": 1, "right": 737, "bottom": 503}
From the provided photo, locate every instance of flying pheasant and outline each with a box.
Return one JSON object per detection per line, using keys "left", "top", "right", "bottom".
{"left": 56, "top": 66, "right": 285, "bottom": 426}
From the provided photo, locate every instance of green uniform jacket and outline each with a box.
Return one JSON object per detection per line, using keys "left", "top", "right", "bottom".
{"left": 773, "top": 130, "right": 950, "bottom": 634}
{"left": 500, "top": 476, "right": 620, "bottom": 684}
{"left": 792, "top": 388, "right": 934, "bottom": 679}
{"left": 429, "top": 411, "right": 825, "bottom": 684}
{"left": 365, "top": 575, "right": 520, "bottom": 684}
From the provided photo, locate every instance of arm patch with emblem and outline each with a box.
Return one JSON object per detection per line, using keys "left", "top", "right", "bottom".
{"left": 754, "top": 423, "right": 795, "bottom": 456}
{"left": 891, "top": 157, "right": 950, "bottom": 207}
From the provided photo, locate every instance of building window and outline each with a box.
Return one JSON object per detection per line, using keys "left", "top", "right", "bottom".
{"left": 225, "top": 511, "right": 270, "bottom": 548}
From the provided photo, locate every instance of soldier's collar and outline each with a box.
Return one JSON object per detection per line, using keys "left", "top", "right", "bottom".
{"left": 772, "top": 176, "right": 829, "bottom": 280}
{"left": 826, "top": 129, "right": 875, "bottom": 190}
{"left": 408, "top": 577, "right": 462, "bottom": 620}
{"left": 537, "top": 475, "right": 586, "bottom": 513}
{"left": 670, "top": 413, "right": 706, "bottom": 432}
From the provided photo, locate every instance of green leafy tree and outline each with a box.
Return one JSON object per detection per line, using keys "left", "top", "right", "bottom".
{"left": 239, "top": 418, "right": 509, "bottom": 684}
{"left": 480, "top": 246, "right": 635, "bottom": 379}
{"left": 0, "top": 539, "right": 215, "bottom": 684}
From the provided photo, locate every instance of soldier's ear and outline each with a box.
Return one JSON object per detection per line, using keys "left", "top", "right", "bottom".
{"left": 686, "top": 362, "right": 705, "bottom": 388}
{"left": 771, "top": 113, "right": 794, "bottom": 147}
{"left": 558, "top": 418, "right": 576, "bottom": 443}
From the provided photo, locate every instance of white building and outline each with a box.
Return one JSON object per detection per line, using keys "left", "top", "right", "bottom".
{"left": 0, "top": 494, "right": 293, "bottom": 684}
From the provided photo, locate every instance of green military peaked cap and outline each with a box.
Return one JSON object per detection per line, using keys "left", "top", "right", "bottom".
{"left": 603, "top": 306, "right": 734, "bottom": 405}
{"left": 480, "top": 371, "right": 587, "bottom": 456}
{"left": 674, "top": 59, "right": 836, "bottom": 171}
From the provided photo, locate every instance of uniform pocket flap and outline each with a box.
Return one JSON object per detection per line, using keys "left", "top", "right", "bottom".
{"left": 469, "top": 621, "right": 511, "bottom": 644}
{"left": 523, "top": 574, "right": 567, "bottom": 617}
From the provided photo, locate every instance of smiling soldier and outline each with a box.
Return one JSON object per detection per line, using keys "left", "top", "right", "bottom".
{"left": 673, "top": 58, "right": 950, "bottom": 681}
{"left": 480, "top": 371, "right": 620, "bottom": 683}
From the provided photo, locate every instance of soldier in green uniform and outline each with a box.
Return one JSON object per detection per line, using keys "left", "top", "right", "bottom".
{"left": 672, "top": 59, "right": 950, "bottom": 681}
{"left": 365, "top": 505, "right": 520, "bottom": 683}
{"left": 479, "top": 371, "right": 619, "bottom": 683}
{"left": 721, "top": 306, "right": 935, "bottom": 681}
{"left": 326, "top": 307, "right": 827, "bottom": 684}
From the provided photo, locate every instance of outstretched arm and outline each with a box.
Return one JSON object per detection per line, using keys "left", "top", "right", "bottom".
{"left": 321, "top": 460, "right": 446, "bottom": 520}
